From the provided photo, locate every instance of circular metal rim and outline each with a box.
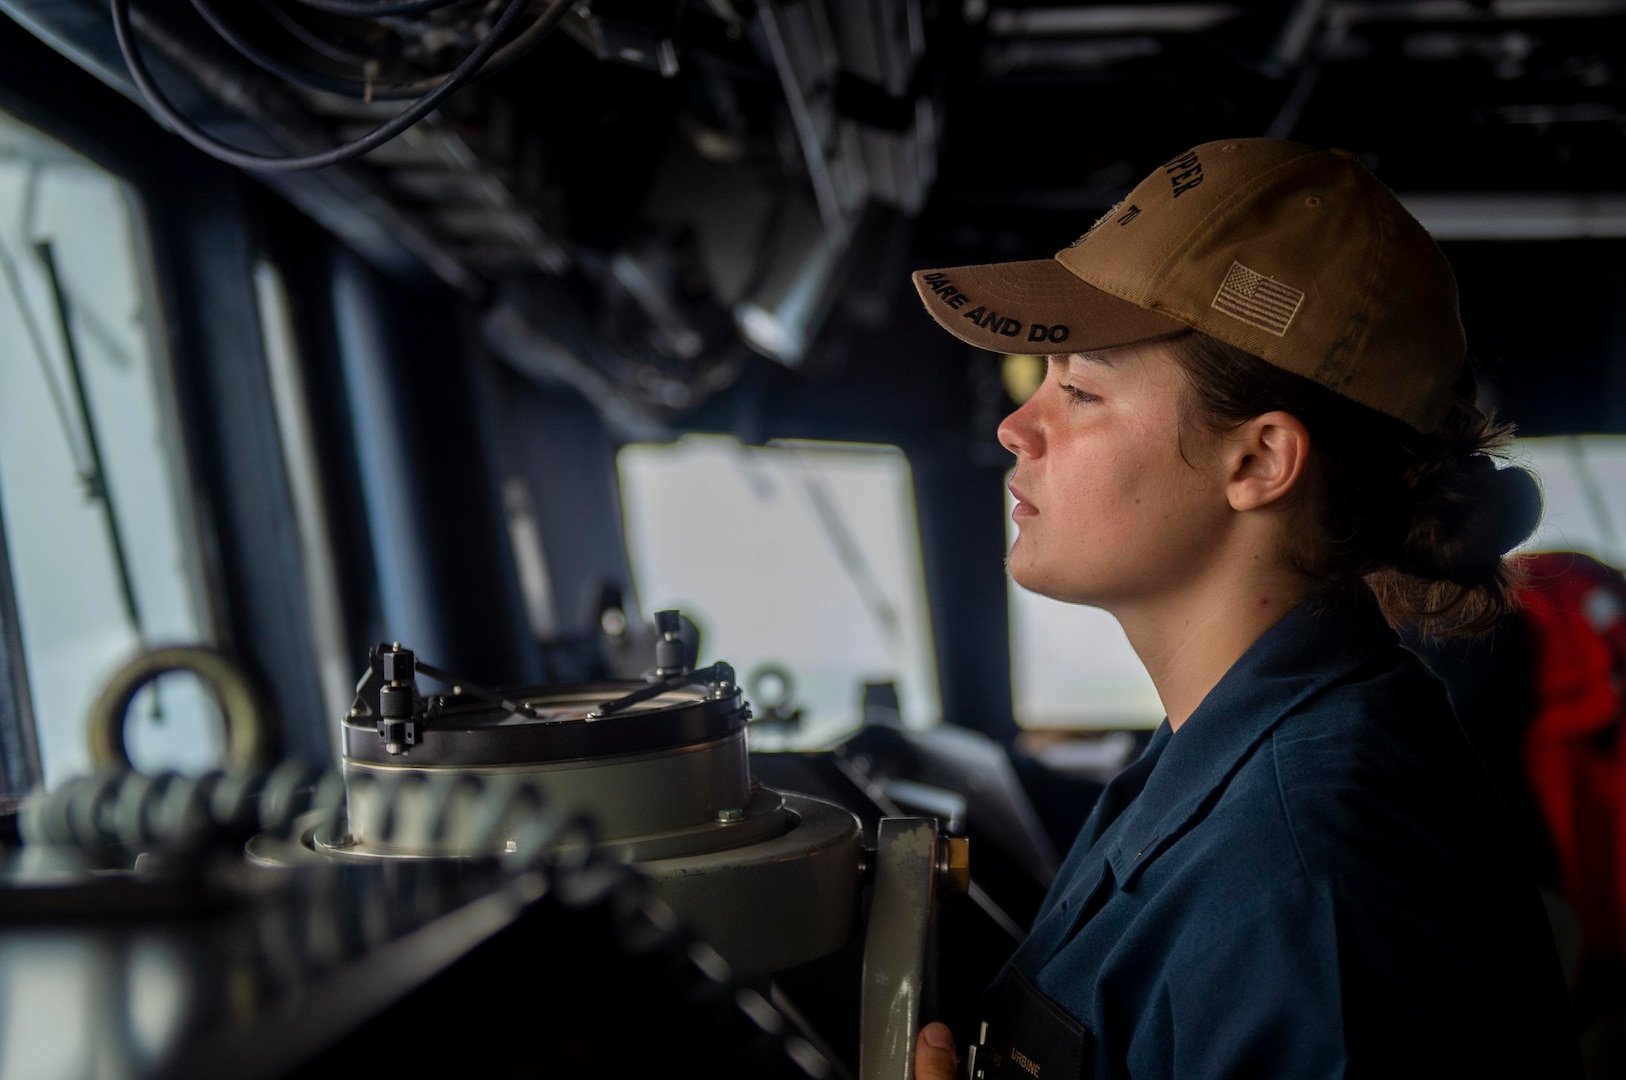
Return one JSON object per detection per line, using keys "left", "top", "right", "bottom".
{"left": 244, "top": 791, "right": 865, "bottom": 977}
{"left": 306, "top": 784, "right": 790, "bottom": 864}
{"left": 343, "top": 680, "right": 750, "bottom": 767}
{"left": 637, "top": 792, "right": 864, "bottom": 976}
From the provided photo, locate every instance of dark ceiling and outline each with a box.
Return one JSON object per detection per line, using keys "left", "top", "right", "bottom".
{"left": 936, "top": 2, "right": 1626, "bottom": 195}
{"left": 3, "top": 0, "right": 1625, "bottom": 433}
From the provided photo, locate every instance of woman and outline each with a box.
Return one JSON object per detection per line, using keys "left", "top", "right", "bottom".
{"left": 908, "top": 140, "right": 1579, "bottom": 1078}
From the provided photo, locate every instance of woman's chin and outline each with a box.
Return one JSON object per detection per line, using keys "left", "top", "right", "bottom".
{"left": 1006, "top": 558, "right": 1109, "bottom": 609}
{"left": 1004, "top": 548, "right": 1033, "bottom": 589}
{"left": 1006, "top": 558, "right": 1061, "bottom": 600}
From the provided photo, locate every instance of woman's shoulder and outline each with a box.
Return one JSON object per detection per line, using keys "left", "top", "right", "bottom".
{"left": 1255, "top": 642, "right": 1515, "bottom": 880}
{"left": 1270, "top": 639, "right": 1466, "bottom": 778}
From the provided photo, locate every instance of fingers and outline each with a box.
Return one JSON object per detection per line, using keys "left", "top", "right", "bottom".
{"left": 915, "top": 1022, "right": 958, "bottom": 1080}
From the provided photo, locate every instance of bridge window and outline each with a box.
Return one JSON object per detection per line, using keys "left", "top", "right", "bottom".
{"left": 0, "top": 110, "right": 219, "bottom": 784}
{"left": 1513, "top": 436, "right": 1626, "bottom": 564}
{"left": 618, "top": 435, "right": 939, "bottom": 748}
{"left": 1006, "top": 436, "right": 1626, "bottom": 732}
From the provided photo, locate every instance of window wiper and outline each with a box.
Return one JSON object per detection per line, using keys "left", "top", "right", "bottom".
{"left": 0, "top": 233, "right": 87, "bottom": 478}
{"left": 35, "top": 241, "right": 146, "bottom": 646}
{"left": 793, "top": 453, "right": 902, "bottom": 648}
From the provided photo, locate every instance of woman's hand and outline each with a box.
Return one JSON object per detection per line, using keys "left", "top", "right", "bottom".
{"left": 915, "top": 1022, "right": 958, "bottom": 1080}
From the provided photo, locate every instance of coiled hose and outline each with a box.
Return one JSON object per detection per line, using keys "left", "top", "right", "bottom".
{"left": 20, "top": 759, "right": 337, "bottom": 852}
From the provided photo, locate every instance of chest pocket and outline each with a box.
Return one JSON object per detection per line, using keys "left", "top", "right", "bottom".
{"left": 972, "top": 969, "right": 1095, "bottom": 1080}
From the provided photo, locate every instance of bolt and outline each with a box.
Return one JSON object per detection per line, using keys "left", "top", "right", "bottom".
{"left": 716, "top": 807, "right": 745, "bottom": 824}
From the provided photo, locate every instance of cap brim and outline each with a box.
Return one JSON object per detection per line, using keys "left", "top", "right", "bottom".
{"left": 912, "top": 259, "right": 1187, "bottom": 354}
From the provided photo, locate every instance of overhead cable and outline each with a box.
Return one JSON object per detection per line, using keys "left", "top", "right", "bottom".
{"left": 111, "top": 0, "right": 575, "bottom": 172}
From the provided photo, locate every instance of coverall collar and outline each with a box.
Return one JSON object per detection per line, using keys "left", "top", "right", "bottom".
{"left": 1105, "top": 589, "right": 1402, "bottom": 889}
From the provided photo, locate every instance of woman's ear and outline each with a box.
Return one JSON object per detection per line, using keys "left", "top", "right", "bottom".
{"left": 1225, "top": 410, "right": 1310, "bottom": 512}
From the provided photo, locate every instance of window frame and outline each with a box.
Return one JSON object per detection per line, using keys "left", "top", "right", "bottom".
{"left": 0, "top": 19, "right": 337, "bottom": 773}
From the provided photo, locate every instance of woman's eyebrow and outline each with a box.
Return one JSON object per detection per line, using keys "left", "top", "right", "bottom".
{"left": 1047, "top": 351, "right": 1113, "bottom": 369}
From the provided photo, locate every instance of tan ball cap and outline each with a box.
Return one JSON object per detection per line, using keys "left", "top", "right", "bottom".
{"left": 912, "top": 139, "right": 1478, "bottom": 436}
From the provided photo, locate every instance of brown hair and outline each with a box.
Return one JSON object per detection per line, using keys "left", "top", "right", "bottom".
{"left": 1168, "top": 331, "right": 1543, "bottom": 637}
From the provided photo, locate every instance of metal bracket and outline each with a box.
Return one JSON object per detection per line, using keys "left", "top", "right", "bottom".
{"left": 585, "top": 661, "right": 737, "bottom": 719}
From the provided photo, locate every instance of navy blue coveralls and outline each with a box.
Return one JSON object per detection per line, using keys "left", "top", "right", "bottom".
{"left": 978, "top": 591, "right": 1580, "bottom": 1079}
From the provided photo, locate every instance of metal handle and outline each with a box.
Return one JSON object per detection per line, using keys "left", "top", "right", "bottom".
{"left": 87, "top": 646, "right": 274, "bottom": 771}
{"left": 860, "top": 816, "right": 941, "bottom": 1080}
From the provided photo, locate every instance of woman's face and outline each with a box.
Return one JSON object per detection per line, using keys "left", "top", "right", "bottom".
{"left": 998, "top": 342, "right": 1235, "bottom": 611}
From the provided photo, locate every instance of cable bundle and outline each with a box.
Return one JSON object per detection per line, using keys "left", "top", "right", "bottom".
{"left": 111, "top": 0, "right": 576, "bottom": 171}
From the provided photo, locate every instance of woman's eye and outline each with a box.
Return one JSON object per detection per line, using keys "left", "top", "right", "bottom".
{"left": 1058, "top": 382, "right": 1098, "bottom": 405}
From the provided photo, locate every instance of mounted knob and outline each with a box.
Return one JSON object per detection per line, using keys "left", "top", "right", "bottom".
{"left": 653, "top": 609, "right": 688, "bottom": 677}
{"left": 376, "top": 644, "right": 421, "bottom": 755}
{"left": 380, "top": 645, "right": 415, "bottom": 684}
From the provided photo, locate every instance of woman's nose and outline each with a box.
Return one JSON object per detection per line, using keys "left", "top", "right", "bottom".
{"left": 998, "top": 397, "right": 1040, "bottom": 459}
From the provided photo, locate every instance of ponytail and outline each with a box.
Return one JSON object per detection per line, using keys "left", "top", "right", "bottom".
{"left": 1169, "top": 331, "right": 1543, "bottom": 637}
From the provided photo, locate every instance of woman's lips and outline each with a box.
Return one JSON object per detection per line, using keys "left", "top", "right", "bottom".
{"left": 1010, "top": 483, "right": 1037, "bottom": 519}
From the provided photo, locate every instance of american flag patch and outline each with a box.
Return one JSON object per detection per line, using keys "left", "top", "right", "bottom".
{"left": 1211, "top": 261, "right": 1304, "bottom": 337}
